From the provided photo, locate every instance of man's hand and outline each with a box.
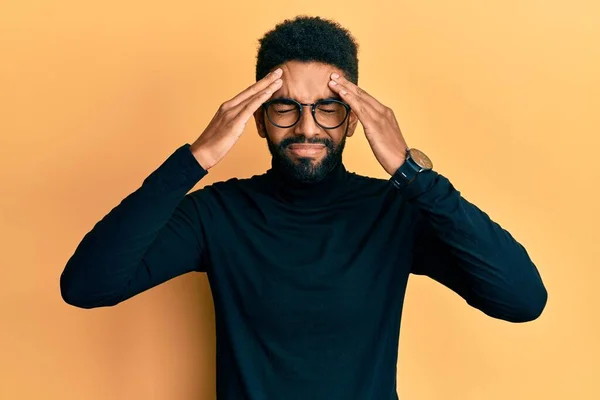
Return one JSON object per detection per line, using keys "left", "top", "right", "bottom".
{"left": 190, "top": 68, "right": 284, "bottom": 170}
{"left": 328, "top": 72, "right": 407, "bottom": 176}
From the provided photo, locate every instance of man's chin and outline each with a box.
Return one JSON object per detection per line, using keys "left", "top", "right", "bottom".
{"left": 266, "top": 138, "right": 344, "bottom": 183}
{"left": 292, "top": 161, "right": 335, "bottom": 183}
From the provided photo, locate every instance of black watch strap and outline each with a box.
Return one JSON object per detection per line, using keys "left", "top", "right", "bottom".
{"left": 390, "top": 148, "right": 422, "bottom": 190}
{"left": 391, "top": 162, "right": 417, "bottom": 189}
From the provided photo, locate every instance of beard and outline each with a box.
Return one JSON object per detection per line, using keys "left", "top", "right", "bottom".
{"left": 266, "top": 132, "right": 347, "bottom": 184}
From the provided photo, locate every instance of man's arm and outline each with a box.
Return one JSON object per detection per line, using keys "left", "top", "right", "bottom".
{"left": 323, "top": 72, "right": 546, "bottom": 321}
{"left": 60, "top": 71, "right": 285, "bottom": 309}
{"left": 402, "top": 170, "right": 547, "bottom": 323}
{"left": 60, "top": 144, "right": 209, "bottom": 309}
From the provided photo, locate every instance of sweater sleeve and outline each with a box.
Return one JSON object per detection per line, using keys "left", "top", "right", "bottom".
{"left": 400, "top": 169, "right": 548, "bottom": 323}
{"left": 60, "top": 143, "right": 209, "bottom": 309}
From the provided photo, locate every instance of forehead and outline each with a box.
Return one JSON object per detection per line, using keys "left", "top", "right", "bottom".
{"left": 273, "top": 61, "right": 345, "bottom": 102}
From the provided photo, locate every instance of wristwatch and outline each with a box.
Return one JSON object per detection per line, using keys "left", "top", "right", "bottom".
{"left": 390, "top": 147, "right": 433, "bottom": 189}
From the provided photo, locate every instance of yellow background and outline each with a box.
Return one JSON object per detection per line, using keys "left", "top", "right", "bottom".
{"left": 1, "top": 1, "right": 599, "bottom": 399}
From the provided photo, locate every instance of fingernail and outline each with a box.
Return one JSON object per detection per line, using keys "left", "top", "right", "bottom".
{"left": 329, "top": 80, "right": 337, "bottom": 85}
{"left": 274, "top": 68, "right": 282, "bottom": 75}
{"left": 332, "top": 73, "right": 339, "bottom": 79}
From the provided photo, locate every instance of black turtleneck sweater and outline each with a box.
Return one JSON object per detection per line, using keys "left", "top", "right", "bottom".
{"left": 60, "top": 143, "right": 547, "bottom": 400}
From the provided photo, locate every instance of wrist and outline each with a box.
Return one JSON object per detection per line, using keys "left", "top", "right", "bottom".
{"left": 190, "top": 143, "right": 212, "bottom": 171}
{"left": 395, "top": 154, "right": 407, "bottom": 171}
{"left": 387, "top": 148, "right": 408, "bottom": 176}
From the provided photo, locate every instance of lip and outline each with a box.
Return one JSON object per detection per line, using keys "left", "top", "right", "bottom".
{"left": 287, "top": 144, "right": 325, "bottom": 157}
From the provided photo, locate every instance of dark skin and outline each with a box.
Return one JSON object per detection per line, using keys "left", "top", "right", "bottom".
{"left": 253, "top": 60, "right": 408, "bottom": 180}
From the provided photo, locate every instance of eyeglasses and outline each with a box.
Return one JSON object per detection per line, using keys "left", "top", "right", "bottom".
{"left": 262, "top": 98, "right": 351, "bottom": 129}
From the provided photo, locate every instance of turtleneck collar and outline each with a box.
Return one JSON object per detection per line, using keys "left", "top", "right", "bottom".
{"left": 264, "top": 157, "right": 350, "bottom": 207}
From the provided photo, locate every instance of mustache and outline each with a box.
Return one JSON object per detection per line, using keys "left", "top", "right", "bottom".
{"left": 279, "top": 136, "right": 334, "bottom": 150}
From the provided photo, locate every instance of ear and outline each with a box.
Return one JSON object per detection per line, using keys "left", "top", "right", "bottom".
{"left": 345, "top": 110, "right": 359, "bottom": 138}
{"left": 254, "top": 109, "right": 267, "bottom": 138}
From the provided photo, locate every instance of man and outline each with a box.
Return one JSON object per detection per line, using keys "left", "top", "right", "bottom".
{"left": 60, "top": 15, "right": 547, "bottom": 400}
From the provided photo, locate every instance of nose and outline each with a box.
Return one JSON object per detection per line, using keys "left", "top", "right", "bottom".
{"left": 293, "top": 107, "right": 320, "bottom": 138}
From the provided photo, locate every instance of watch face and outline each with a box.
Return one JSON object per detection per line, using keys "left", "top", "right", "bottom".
{"left": 409, "top": 149, "right": 433, "bottom": 170}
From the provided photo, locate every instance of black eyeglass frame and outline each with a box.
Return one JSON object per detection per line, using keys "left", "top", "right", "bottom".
{"left": 262, "top": 97, "right": 352, "bottom": 130}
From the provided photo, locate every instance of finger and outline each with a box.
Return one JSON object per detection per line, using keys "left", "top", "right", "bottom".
{"left": 227, "top": 68, "right": 283, "bottom": 108}
{"left": 328, "top": 79, "right": 376, "bottom": 122}
{"left": 329, "top": 73, "right": 385, "bottom": 111}
{"left": 233, "top": 77, "right": 283, "bottom": 123}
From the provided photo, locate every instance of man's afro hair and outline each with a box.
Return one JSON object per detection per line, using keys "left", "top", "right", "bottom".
{"left": 255, "top": 15, "right": 359, "bottom": 84}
